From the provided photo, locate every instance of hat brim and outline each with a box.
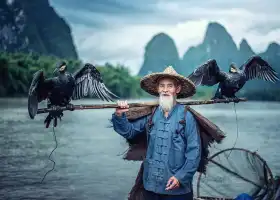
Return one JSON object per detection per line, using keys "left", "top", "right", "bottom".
{"left": 140, "top": 72, "right": 196, "bottom": 99}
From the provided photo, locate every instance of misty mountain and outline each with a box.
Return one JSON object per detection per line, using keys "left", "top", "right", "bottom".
{"left": 139, "top": 22, "right": 280, "bottom": 93}
{"left": 0, "top": 0, "right": 78, "bottom": 59}
{"left": 138, "top": 33, "right": 181, "bottom": 76}
{"left": 181, "top": 22, "right": 240, "bottom": 75}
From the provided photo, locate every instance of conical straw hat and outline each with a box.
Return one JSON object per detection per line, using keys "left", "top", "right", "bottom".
{"left": 140, "top": 66, "right": 196, "bottom": 98}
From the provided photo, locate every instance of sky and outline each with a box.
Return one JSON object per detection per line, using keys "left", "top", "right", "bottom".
{"left": 49, "top": 0, "right": 280, "bottom": 75}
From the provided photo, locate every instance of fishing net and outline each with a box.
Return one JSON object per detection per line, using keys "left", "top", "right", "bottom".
{"left": 196, "top": 148, "right": 275, "bottom": 200}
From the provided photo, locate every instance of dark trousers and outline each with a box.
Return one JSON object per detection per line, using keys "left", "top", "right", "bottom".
{"left": 143, "top": 189, "right": 193, "bottom": 200}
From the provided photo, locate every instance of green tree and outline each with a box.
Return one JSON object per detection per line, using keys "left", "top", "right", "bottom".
{"left": 1, "top": 51, "right": 279, "bottom": 101}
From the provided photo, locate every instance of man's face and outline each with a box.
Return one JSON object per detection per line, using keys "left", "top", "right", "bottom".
{"left": 157, "top": 77, "right": 181, "bottom": 112}
{"left": 157, "top": 77, "right": 181, "bottom": 96}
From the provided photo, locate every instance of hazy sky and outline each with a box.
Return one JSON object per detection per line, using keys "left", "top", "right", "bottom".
{"left": 49, "top": 0, "right": 280, "bottom": 75}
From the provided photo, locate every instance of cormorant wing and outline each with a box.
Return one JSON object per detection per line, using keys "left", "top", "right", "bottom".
{"left": 28, "top": 69, "right": 55, "bottom": 119}
{"left": 71, "top": 63, "right": 119, "bottom": 101}
{"left": 239, "top": 55, "right": 279, "bottom": 82}
{"left": 187, "top": 59, "right": 228, "bottom": 86}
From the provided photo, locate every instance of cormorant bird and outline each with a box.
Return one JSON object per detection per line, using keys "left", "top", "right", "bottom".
{"left": 187, "top": 55, "right": 279, "bottom": 100}
{"left": 28, "top": 61, "right": 119, "bottom": 128}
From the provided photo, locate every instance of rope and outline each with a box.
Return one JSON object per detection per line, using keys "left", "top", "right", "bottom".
{"left": 41, "top": 126, "right": 58, "bottom": 183}
{"left": 225, "top": 102, "right": 239, "bottom": 159}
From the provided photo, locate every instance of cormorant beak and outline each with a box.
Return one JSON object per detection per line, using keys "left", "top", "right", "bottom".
{"left": 53, "top": 65, "right": 66, "bottom": 74}
{"left": 59, "top": 65, "right": 66, "bottom": 71}
{"left": 53, "top": 68, "right": 59, "bottom": 74}
{"left": 231, "top": 67, "right": 237, "bottom": 73}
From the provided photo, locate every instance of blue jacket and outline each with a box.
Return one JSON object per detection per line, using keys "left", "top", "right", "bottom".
{"left": 234, "top": 193, "right": 253, "bottom": 200}
{"left": 111, "top": 103, "right": 201, "bottom": 195}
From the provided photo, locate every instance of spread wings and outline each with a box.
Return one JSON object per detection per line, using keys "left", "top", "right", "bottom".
{"left": 72, "top": 63, "right": 119, "bottom": 101}
{"left": 187, "top": 59, "right": 228, "bottom": 86}
{"left": 240, "top": 55, "right": 279, "bottom": 82}
{"left": 28, "top": 69, "right": 55, "bottom": 119}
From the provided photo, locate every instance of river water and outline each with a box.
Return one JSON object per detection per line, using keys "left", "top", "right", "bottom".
{"left": 0, "top": 98, "right": 279, "bottom": 200}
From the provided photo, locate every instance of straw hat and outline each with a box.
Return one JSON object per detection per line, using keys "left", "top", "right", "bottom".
{"left": 140, "top": 66, "right": 196, "bottom": 98}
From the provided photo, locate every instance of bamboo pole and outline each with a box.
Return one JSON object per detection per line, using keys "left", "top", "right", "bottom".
{"left": 36, "top": 97, "right": 247, "bottom": 114}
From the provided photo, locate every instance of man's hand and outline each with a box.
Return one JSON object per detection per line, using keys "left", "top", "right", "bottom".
{"left": 165, "top": 176, "right": 180, "bottom": 190}
{"left": 115, "top": 100, "right": 129, "bottom": 116}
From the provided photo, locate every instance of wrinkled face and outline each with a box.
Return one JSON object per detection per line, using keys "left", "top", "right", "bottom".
{"left": 157, "top": 77, "right": 181, "bottom": 112}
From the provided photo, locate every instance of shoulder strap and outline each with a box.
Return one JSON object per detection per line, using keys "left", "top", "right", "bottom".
{"left": 147, "top": 106, "right": 158, "bottom": 131}
{"left": 176, "top": 106, "right": 190, "bottom": 143}
{"left": 179, "top": 106, "right": 189, "bottom": 126}
{"left": 148, "top": 106, "right": 157, "bottom": 126}
{"left": 145, "top": 106, "right": 158, "bottom": 143}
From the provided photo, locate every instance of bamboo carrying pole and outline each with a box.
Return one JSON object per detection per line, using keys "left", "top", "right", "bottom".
{"left": 36, "top": 98, "right": 247, "bottom": 114}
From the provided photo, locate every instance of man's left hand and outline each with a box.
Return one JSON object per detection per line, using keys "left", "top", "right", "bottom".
{"left": 165, "top": 176, "right": 180, "bottom": 190}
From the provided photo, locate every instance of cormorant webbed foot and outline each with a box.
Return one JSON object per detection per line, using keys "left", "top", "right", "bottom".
{"left": 66, "top": 103, "right": 75, "bottom": 111}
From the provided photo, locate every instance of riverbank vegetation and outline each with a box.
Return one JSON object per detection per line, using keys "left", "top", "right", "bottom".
{"left": 0, "top": 52, "right": 279, "bottom": 101}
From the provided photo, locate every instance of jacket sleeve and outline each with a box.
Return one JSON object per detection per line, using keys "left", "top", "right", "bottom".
{"left": 174, "top": 111, "right": 201, "bottom": 187}
{"left": 111, "top": 112, "right": 148, "bottom": 139}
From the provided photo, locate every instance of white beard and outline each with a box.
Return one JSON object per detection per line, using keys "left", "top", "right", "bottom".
{"left": 159, "top": 94, "right": 175, "bottom": 112}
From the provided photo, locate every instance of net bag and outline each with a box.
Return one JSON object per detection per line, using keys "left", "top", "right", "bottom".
{"left": 196, "top": 148, "right": 275, "bottom": 200}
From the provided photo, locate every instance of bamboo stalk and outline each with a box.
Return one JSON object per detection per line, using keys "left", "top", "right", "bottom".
{"left": 36, "top": 98, "right": 247, "bottom": 114}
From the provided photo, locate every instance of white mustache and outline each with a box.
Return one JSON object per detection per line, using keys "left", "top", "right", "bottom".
{"left": 159, "top": 93, "right": 174, "bottom": 112}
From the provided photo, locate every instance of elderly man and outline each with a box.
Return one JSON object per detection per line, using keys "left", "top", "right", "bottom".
{"left": 111, "top": 66, "right": 201, "bottom": 200}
